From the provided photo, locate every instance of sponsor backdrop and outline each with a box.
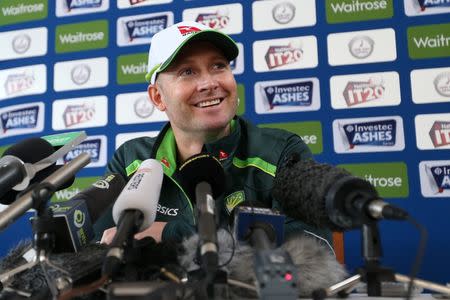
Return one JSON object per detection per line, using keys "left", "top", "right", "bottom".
{"left": 1, "top": 0, "right": 450, "bottom": 283}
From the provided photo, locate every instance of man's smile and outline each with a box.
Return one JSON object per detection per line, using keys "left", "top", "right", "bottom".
{"left": 195, "top": 98, "right": 224, "bottom": 108}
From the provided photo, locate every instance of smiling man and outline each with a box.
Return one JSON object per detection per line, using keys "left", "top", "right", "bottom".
{"left": 97, "top": 21, "right": 332, "bottom": 249}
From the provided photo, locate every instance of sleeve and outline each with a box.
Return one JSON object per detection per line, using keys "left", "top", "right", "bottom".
{"left": 161, "top": 219, "right": 196, "bottom": 243}
{"left": 272, "top": 134, "right": 334, "bottom": 251}
{"left": 105, "top": 143, "right": 128, "bottom": 179}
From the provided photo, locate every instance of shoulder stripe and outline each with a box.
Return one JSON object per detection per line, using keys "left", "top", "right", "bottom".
{"left": 232, "top": 157, "right": 277, "bottom": 177}
{"left": 125, "top": 159, "right": 142, "bottom": 177}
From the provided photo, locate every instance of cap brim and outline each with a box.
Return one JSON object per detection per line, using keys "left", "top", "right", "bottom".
{"left": 153, "top": 30, "right": 238, "bottom": 81}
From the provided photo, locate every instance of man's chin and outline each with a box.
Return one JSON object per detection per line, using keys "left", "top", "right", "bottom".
{"left": 197, "top": 119, "right": 231, "bottom": 135}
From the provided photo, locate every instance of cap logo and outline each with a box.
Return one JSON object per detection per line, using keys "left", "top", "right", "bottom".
{"left": 178, "top": 25, "right": 201, "bottom": 36}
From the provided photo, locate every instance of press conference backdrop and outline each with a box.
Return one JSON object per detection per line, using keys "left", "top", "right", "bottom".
{"left": 0, "top": 0, "right": 449, "bottom": 284}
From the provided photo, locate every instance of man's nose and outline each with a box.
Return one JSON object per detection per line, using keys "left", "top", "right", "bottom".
{"left": 197, "top": 73, "right": 219, "bottom": 92}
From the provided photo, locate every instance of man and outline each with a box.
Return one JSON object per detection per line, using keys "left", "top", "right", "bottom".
{"left": 97, "top": 21, "right": 331, "bottom": 249}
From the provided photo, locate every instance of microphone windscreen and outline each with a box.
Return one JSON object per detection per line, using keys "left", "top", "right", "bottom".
{"left": 3, "top": 137, "right": 54, "bottom": 163}
{"left": 178, "top": 153, "right": 225, "bottom": 201}
{"left": 76, "top": 173, "right": 126, "bottom": 223}
{"left": 272, "top": 158, "right": 351, "bottom": 231}
{"left": 0, "top": 138, "right": 75, "bottom": 205}
{"left": 179, "top": 229, "right": 347, "bottom": 298}
{"left": 112, "top": 159, "right": 163, "bottom": 230}
{"left": 0, "top": 240, "right": 107, "bottom": 298}
{"left": 48, "top": 173, "right": 126, "bottom": 253}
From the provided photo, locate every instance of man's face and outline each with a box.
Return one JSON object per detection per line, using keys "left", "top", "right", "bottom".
{"left": 148, "top": 41, "right": 238, "bottom": 138}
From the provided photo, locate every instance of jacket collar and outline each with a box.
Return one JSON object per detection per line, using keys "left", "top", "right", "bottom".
{"left": 153, "top": 117, "right": 241, "bottom": 177}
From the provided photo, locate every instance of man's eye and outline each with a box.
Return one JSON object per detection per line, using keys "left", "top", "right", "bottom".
{"left": 214, "top": 62, "right": 227, "bottom": 69}
{"left": 180, "top": 68, "right": 193, "bottom": 76}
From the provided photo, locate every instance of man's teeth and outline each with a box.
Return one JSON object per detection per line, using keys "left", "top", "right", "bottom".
{"left": 197, "top": 99, "right": 221, "bottom": 108}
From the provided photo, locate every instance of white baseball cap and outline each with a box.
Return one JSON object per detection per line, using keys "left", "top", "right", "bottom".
{"left": 145, "top": 21, "right": 239, "bottom": 84}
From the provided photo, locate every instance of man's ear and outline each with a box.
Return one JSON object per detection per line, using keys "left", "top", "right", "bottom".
{"left": 148, "top": 83, "right": 166, "bottom": 111}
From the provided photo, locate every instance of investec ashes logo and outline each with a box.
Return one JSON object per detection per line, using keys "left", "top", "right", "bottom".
{"left": 343, "top": 77, "right": 385, "bottom": 107}
{"left": 4, "top": 72, "right": 35, "bottom": 96}
{"left": 195, "top": 10, "right": 230, "bottom": 30}
{"left": 429, "top": 121, "right": 450, "bottom": 147}
{"left": 265, "top": 42, "right": 303, "bottom": 69}
{"left": 417, "top": 0, "right": 450, "bottom": 11}
{"left": 63, "top": 103, "right": 95, "bottom": 128}
{"left": 125, "top": 15, "right": 167, "bottom": 41}
{"left": 63, "top": 139, "right": 101, "bottom": 163}
{"left": 65, "top": 0, "right": 102, "bottom": 11}
{"left": 429, "top": 165, "right": 450, "bottom": 193}
{"left": 262, "top": 81, "right": 313, "bottom": 110}
{"left": 1, "top": 106, "right": 39, "bottom": 133}
{"left": 343, "top": 119, "right": 396, "bottom": 149}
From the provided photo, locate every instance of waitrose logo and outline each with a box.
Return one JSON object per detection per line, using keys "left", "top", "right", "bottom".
{"left": 408, "top": 23, "right": 450, "bottom": 59}
{"left": 50, "top": 177, "right": 99, "bottom": 202}
{"left": 338, "top": 162, "right": 409, "bottom": 198}
{"left": 259, "top": 121, "right": 323, "bottom": 154}
{"left": 326, "top": 0, "right": 393, "bottom": 23}
{"left": 55, "top": 20, "right": 108, "bottom": 53}
{"left": 0, "top": 0, "right": 47, "bottom": 26}
{"left": 117, "top": 53, "right": 148, "bottom": 85}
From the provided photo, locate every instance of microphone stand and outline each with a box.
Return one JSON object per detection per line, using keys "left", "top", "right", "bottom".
{"left": 0, "top": 182, "right": 72, "bottom": 298}
{"left": 0, "top": 154, "right": 90, "bottom": 298}
{"left": 312, "top": 222, "right": 450, "bottom": 300}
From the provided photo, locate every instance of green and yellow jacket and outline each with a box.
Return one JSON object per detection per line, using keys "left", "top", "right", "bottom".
{"left": 94, "top": 116, "right": 332, "bottom": 248}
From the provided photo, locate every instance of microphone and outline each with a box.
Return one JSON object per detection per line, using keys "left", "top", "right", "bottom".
{"left": 0, "top": 138, "right": 54, "bottom": 196}
{"left": 0, "top": 240, "right": 108, "bottom": 298}
{"left": 178, "top": 153, "right": 225, "bottom": 274}
{"left": 0, "top": 132, "right": 87, "bottom": 205}
{"left": 272, "top": 156, "right": 409, "bottom": 231}
{"left": 0, "top": 153, "right": 91, "bottom": 232}
{"left": 48, "top": 173, "right": 126, "bottom": 253}
{"left": 230, "top": 201, "right": 298, "bottom": 300}
{"left": 179, "top": 229, "right": 348, "bottom": 298}
{"left": 103, "top": 159, "right": 163, "bottom": 277}
{"left": 0, "top": 138, "right": 57, "bottom": 202}
{"left": 232, "top": 202, "right": 285, "bottom": 247}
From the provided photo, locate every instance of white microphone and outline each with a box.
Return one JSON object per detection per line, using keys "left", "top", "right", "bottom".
{"left": 112, "top": 159, "right": 163, "bottom": 230}
{"left": 103, "top": 159, "right": 163, "bottom": 277}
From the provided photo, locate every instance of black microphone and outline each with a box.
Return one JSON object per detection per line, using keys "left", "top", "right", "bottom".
{"left": 0, "top": 132, "right": 87, "bottom": 205}
{"left": 49, "top": 173, "right": 126, "bottom": 253}
{"left": 0, "top": 153, "right": 90, "bottom": 232}
{"left": 103, "top": 159, "right": 163, "bottom": 277}
{"left": 272, "top": 156, "right": 409, "bottom": 231}
{"left": 178, "top": 153, "right": 225, "bottom": 274}
{"left": 231, "top": 200, "right": 285, "bottom": 248}
{"left": 0, "top": 138, "right": 54, "bottom": 196}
